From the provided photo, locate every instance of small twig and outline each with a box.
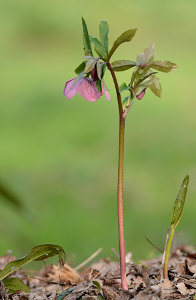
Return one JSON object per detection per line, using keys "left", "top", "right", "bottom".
{"left": 169, "top": 271, "right": 196, "bottom": 280}
{"left": 88, "top": 268, "right": 94, "bottom": 281}
{"left": 92, "top": 266, "right": 109, "bottom": 280}
{"left": 75, "top": 248, "right": 103, "bottom": 271}
{"left": 145, "top": 235, "right": 163, "bottom": 253}
{"left": 99, "top": 270, "right": 134, "bottom": 280}
{"left": 28, "top": 275, "right": 66, "bottom": 286}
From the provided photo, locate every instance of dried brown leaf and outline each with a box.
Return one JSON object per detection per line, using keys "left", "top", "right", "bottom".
{"left": 176, "top": 281, "right": 189, "bottom": 295}
{"left": 187, "top": 257, "right": 196, "bottom": 275}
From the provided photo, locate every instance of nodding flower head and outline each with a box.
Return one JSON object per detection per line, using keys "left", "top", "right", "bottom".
{"left": 64, "top": 75, "right": 110, "bottom": 102}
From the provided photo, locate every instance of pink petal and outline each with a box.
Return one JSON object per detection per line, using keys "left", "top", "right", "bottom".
{"left": 104, "top": 90, "right": 110, "bottom": 101}
{"left": 77, "top": 78, "right": 102, "bottom": 102}
{"left": 136, "top": 89, "right": 146, "bottom": 100}
{"left": 64, "top": 78, "right": 82, "bottom": 99}
{"left": 101, "top": 83, "right": 110, "bottom": 101}
{"left": 64, "top": 77, "right": 110, "bottom": 102}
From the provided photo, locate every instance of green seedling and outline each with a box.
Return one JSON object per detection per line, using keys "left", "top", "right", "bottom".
{"left": 163, "top": 175, "right": 189, "bottom": 279}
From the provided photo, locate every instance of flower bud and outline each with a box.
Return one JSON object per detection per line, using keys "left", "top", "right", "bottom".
{"left": 136, "top": 89, "right": 146, "bottom": 100}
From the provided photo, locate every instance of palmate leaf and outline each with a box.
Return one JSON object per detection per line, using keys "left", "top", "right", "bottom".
{"left": 0, "top": 244, "right": 66, "bottom": 280}
{"left": 171, "top": 175, "right": 189, "bottom": 229}
{"left": 111, "top": 60, "right": 137, "bottom": 71}
{"left": 3, "top": 277, "right": 30, "bottom": 294}
{"left": 108, "top": 28, "right": 137, "bottom": 60}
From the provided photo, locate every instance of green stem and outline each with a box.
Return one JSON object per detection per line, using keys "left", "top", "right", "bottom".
{"left": 163, "top": 225, "right": 175, "bottom": 279}
{"left": 107, "top": 62, "right": 128, "bottom": 291}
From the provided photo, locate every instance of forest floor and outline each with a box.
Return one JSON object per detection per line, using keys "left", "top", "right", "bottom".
{"left": 0, "top": 245, "right": 196, "bottom": 300}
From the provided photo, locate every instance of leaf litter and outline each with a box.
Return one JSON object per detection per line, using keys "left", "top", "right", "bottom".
{"left": 0, "top": 245, "right": 196, "bottom": 299}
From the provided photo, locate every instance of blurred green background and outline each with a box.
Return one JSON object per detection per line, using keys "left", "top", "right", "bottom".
{"left": 0, "top": 0, "right": 196, "bottom": 266}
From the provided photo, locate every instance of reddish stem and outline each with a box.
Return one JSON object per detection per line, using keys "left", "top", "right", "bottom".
{"left": 107, "top": 62, "right": 128, "bottom": 291}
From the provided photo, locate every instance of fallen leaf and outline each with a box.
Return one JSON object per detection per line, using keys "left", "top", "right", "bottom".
{"left": 176, "top": 281, "right": 189, "bottom": 295}
{"left": 47, "top": 264, "right": 82, "bottom": 284}
{"left": 187, "top": 257, "right": 196, "bottom": 275}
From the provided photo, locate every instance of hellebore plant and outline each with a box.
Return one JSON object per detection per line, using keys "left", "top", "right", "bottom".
{"left": 64, "top": 18, "right": 177, "bottom": 290}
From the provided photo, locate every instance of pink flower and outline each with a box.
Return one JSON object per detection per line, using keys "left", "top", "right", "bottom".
{"left": 64, "top": 77, "right": 110, "bottom": 102}
{"left": 136, "top": 89, "right": 146, "bottom": 100}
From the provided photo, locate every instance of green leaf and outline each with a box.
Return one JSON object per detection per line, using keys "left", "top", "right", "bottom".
{"left": 96, "top": 79, "right": 102, "bottom": 93}
{"left": 82, "top": 18, "right": 93, "bottom": 56}
{"left": 119, "top": 83, "right": 129, "bottom": 93}
{"left": 134, "top": 73, "right": 156, "bottom": 95}
{"left": 171, "top": 175, "right": 189, "bottom": 229}
{"left": 57, "top": 287, "right": 76, "bottom": 300}
{"left": 134, "top": 85, "right": 146, "bottom": 96}
{"left": 96, "top": 62, "right": 102, "bottom": 80}
{"left": 74, "top": 62, "right": 85, "bottom": 75}
{"left": 131, "top": 67, "right": 141, "bottom": 85}
{"left": 84, "top": 57, "right": 99, "bottom": 73}
{"left": 136, "top": 44, "right": 155, "bottom": 65}
{"left": 122, "top": 96, "right": 130, "bottom": 109}
{"left": 99, "top": 20, "right": 109, "bottom": 58}
{"left": 135, "top": 71, "right": 157, "bottom": 88}
{"left": 96, "top": 62, "right": 107, "bottom": 80}
{"left": 111, "top": 60, "right": 137, "bottom": 71}
{"left": 92, "top": 280, "right": 101, "bottom": 291}
{"left": 108, "top": 28, "right": 137, "bottom": 59}
{"left": 0, "top": 244, "right": 66, "bottom": 280}
{"left": 96, "top": 62, "right": 105, "bottom": 80}
{"left": 134, "top": 65, "right": 151, "bottom": 82}
{"left": 151, "top": 60, "right": 178, "bottom": 73}
{"left": 3, "top": 277, "right": 30, "bottom": 294}
{"left": 101, "top": 62, "right": 107, "bottom": 78}
{"left": 149, "top": 76, "right": 162, "bottom": 98}
{"left": 90, "top": 36, "right": 107, "bottom": 59}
